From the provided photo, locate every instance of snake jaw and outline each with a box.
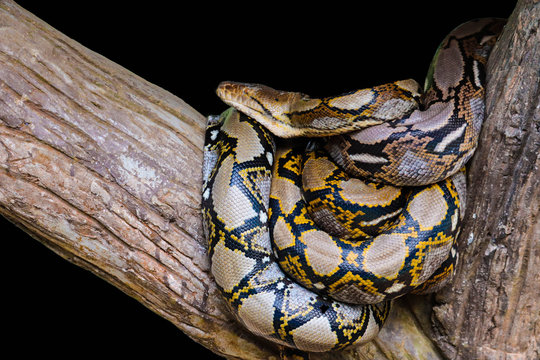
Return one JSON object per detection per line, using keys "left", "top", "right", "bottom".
{"left": 395, "top": 79, "right": 423, "bottom": 100}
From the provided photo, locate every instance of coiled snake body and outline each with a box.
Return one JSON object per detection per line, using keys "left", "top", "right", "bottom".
{"left": 202, "top": 19, "right": 504, "bottom": 352}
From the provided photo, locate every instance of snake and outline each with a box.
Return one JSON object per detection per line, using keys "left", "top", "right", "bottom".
{"left": 201, "top": 18, "right": 504, "bottom": 353}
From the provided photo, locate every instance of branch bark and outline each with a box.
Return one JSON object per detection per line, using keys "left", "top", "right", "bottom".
{"left": 0, "top": 0, "right": 537, "bottom": 359}
{"left": 430, "top": 0, "right": 540, "bottom": 358}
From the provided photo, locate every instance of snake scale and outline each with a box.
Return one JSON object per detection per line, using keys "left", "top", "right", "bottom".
{"left": 201, "top": 18, "right": 504, "bottom": 352}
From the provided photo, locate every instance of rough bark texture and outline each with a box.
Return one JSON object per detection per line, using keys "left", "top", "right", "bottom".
{"left": 0, "top": 0, "right": 537, "bottom": 359}
{"left": 431, "top": 0, "right": 540, "bottom": 358}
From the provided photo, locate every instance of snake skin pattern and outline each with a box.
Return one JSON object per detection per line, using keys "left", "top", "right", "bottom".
{"left": 302, "top": 149, "right": 409, "bottom": 240}
{"left": 270, "top": 143, "right": 463, "bottom": 304}
{"left": 202, "top": 18, "right": 504, "bottom": 352}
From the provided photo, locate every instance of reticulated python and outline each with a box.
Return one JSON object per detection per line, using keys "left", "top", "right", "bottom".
{"left": 201, "top": 18, "right": 504, "bottom": 352}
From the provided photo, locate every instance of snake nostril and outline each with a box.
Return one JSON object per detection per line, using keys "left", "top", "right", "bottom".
{"left": 320, "top": 304, "right": 330, "bottom": 314}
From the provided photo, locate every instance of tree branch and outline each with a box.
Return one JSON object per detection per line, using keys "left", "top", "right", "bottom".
{"left": 0, "top": 1, "right": 268, "bottom": 358}
{"left": 431, "top": 0, "right": 540, "bottom": 358}
{"left": 1, "top": 0, "right": 537, "bottom": 359}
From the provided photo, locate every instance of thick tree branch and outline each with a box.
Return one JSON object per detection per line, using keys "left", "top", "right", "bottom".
{"left": 0, "top": 1, "right": 266, "bottom": 358}
{"left": 431, "top": 0, "right": 540, "bottom": 358}
{"left": 0, "top": 0, "right": 537, "bottom": 359}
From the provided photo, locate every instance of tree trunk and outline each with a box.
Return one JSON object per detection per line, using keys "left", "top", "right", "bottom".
{"left": 0, "top": 0, "right": 537, "bottom": 359}
{"left": 430, "top": 0, "right": 540, "bottom": 358}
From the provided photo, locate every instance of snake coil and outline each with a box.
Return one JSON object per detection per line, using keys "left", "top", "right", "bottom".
{"left": 202, "top": 18, "right": 504, "bottom": 352}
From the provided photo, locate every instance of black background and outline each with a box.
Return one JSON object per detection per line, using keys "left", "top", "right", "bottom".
{"left": 5, "top": 1, "right": 516, "bottom": 358}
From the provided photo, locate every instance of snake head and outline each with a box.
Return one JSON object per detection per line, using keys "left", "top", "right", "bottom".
{"left": 216, "top": 81, "right": 321, "bottom": 138}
